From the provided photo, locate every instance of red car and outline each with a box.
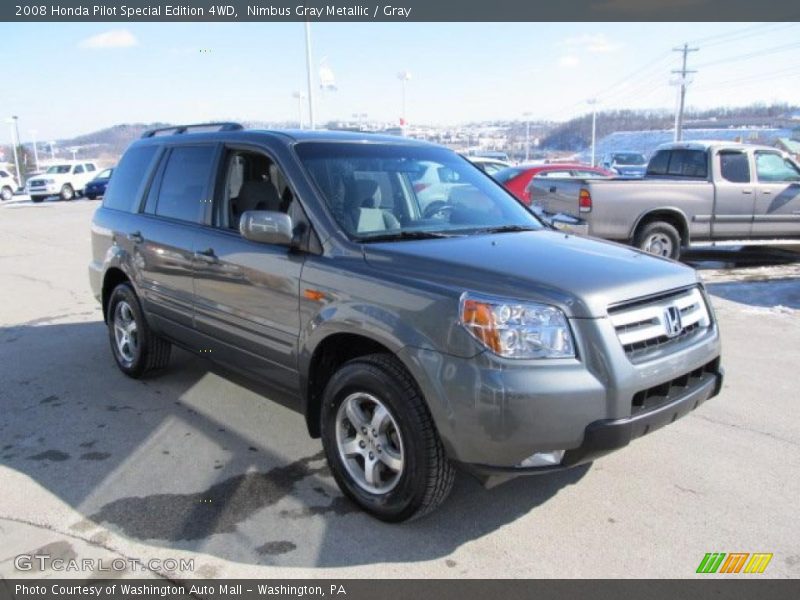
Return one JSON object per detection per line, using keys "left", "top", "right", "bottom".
{"left": 495, "top": 163, "right": 612, "bottom": 205}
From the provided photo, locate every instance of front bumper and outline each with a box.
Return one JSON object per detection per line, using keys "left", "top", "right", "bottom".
{"left": 468, "top": 364, "right": 723, "bottom": 476}
{"left": 399, "top": 313, "right": 722, "bottom": 471}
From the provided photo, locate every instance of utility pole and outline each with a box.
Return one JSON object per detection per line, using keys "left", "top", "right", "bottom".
{"left": 523, "top": 112, "right": 532, "bottom": 162}
{"left": 30, "top": 129, "right": 40, "bottom": 172}
{"left": 672, "top": 43, "right": 698, "bottom": 142}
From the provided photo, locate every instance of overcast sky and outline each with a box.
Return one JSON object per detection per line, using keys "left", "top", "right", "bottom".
{"left": 1, "top": 21, "right": 798, "bottom": 144}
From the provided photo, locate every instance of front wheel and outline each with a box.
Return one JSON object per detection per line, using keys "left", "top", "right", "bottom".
{"left": 107, "top": 283, "right": 171, "bottom": 378}
{"left": 31, "top": 195, "right": 46, "bottom": 203}
{"left": 634, "top": 221, "right": 682, "bottom": 260}
{"left": 60, "top": 184, "right": 74, "bottom": 201}
{"left": 1, "top": 186, "right": 12, "bottom": 201}
{"left": 321, "top": 354, "right": 455, "bottom": 522}
{"left": 86, "top": 193, "right": 97, "bottom": 200}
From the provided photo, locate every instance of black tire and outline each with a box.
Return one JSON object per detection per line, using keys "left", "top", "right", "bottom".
{"left": 320, "top": 353, "right": 455, "bottom": 522}
{"left": 1, "top": 186, "right": 12, "bottom": 201}
{"left": 86, "top": 194, "right": 97, "bottom": 200}
{"left": 60, "top": 184, "right": 74, "bottom": 201}
{"left": 634, "top": 221, "right": 682, "bottom": 260}
{"left": 106, "top": 283, "right": 171, "bottom": 378}
{"left": 31, "top": 195, "right": 46, "bottom": 203}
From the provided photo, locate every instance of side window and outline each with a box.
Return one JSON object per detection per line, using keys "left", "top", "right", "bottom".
{"left": 103, "top": 145, "right": 159, "bottom": 212}
{"left": 86, "top": 163, "right": 96, "bottom": 172}
{"left": 719, "top": 151, "right": 750, "bottom": 183}
{"left": 572, "top": 169, "right": 607, "bottom": 178}
{"left": 538, "top": 170, "right": 573, "bottom": 178}
{"left": 667, "top": 150, "right": 707, "bottom": 178}
{"left": 155, "top": 145, "right": 216, "bottom": 223}
{"left": 216, "top": 149, "right": 293, "bottom": 230}
{"left": 73, "top": 165, "right": 84, "bottom": 175}
{"left": 755, "top": 152, "right": 800, "bottom": 182}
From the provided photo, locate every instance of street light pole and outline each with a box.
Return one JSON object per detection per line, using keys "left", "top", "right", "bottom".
{"left": 397, "top": 70, "right": 411, "bottom": 127}
{"left": 30, "top": 129, "right": 40, "bottom": 172}
{"left": 6, "top": 117, "right": 22, "bottom": 188}
{"left": 292, "top": 91, "right": 305, "bottom": 129}
{"left": 304, "top": 22, "right": 316, "bottom": 130}
{"left": 587, "top": 99, "right": 598, "bottom": 167}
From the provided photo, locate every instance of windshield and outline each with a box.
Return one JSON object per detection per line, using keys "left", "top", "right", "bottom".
{"left": 611, "top": 153, "right": 646, "bottom": 166}
{"left": 46, "top": 165, "right": 71, "bottom": 174}
{"left": 296, "top": 143, "right": 542, "bottom": 241}
{"left": 96, "top": 169, "right": 113, "bottom": 179}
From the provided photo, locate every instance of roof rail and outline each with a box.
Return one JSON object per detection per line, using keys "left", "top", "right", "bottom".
{"left": 141, "top": 122, "right": 244, "bottom": 138}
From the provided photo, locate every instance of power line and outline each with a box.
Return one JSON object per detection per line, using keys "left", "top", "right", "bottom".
{"left": 694, "top": 41, "right": 800, "bottom": 68}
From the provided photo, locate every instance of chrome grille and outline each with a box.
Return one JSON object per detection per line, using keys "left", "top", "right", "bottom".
{"left": 29, "top": 179, "right": 45, "bottom": 187}
{"left": 609, "top": 287, "right": 711, "bottom": 358}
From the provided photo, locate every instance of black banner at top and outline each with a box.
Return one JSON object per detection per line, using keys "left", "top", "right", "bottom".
{"left": 4, "top": 0, "right": 800, "bottom": 22}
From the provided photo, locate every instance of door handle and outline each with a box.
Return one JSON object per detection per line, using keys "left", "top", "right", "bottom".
{"left": 741, "top": 189, "right": 753, "bottom": 195}
{"left": 760, "top": 190, "right": 772, "bottom": 195}
{"left": 127, "top": 231, "right": 143, "bottom": 243}
{"left": 193, "top": 248, "right": 218, "bottom": 264}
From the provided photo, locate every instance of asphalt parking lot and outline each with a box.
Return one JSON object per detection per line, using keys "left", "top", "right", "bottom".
{"left": 1, "top": 197, "right": 799, "bottom": 579}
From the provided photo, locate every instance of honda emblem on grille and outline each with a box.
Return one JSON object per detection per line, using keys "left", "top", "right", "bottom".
{"left": 663, "top": 305, "right": 683, "bottom": 338}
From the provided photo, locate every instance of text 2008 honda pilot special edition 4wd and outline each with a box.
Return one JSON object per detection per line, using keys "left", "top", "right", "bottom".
{"left": 89, "top": 123, "right": 723, "bottom": 521}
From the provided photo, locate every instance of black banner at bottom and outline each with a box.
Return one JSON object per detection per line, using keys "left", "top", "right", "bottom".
{"left": 1, "top": 580, "right": 799, "bottom": 600}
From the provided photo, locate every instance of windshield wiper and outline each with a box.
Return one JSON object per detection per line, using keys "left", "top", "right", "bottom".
{"left": 358, "top": 230, "right": 459, "bottom": 243}
{"left": 471, "top": 224, "right": 541, "bottom": 235}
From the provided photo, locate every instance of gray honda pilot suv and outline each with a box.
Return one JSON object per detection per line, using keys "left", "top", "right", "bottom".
{"left": 89, "top": 123, "right": 723, "bottom": 521}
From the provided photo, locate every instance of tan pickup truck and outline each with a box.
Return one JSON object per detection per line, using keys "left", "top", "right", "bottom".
{"left": 528, "top": 141, "right": 800, "bottom": 259}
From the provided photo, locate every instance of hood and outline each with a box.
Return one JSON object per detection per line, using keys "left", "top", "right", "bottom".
{"left": 363, "top": 230, "right": 698, "bottom": 318}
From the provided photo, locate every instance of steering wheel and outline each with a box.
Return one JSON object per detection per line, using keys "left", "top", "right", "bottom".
{"left": 423, "top": 201, "right": 455, "bottom": 220}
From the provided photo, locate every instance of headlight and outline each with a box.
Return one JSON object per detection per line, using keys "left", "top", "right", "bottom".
{"left": 45, "top": 179, "right": 56, "bottom": 184}
{"left": 459, "top": 293, "right": 575, "bottom": 359}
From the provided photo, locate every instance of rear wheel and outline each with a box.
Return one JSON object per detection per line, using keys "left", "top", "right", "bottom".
{"left": 634, "top": 221, "right": 681, "bottom": 260}
{"left": 1, "top": 186, "right": 12, "bottom": 201}
{"left": 60, "top": 184, "right": 74, "bottom": 201}
{"left": 107, "top": 283, "right": 171, "bottom": 378}
{"left": 321, "top": 354, "right": 455, "bottom": 522}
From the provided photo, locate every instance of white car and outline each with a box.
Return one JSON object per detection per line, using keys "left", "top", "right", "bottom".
{"left": 0, "top": 169, "right": 19, "bottom": 201}
{"left": 466, "top": 156, "right": 511, "bottom": 176}
{"left": 27, "top": 161, "right": 99, "bottom": 202}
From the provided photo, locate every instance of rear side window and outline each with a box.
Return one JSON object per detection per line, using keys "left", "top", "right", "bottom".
{"left": 647, "top": 149, "right": 707, "bottom": 178}
{"left": 719, "top": 151, "right": 750, "bottom": 183}
{"left": 74, "top": 165, "right": 84, "bottom": 174}
{"left": 103, "top": 145, "right": 159, "bottom": 212}
{"left": 494, "top": 167, "right": 525, "bottom": 183}
{"left": 154, "top": 145, "right": 216, "bottom": 223}
{"left": 86, "top": 163, "right": 96, "bottom": 172}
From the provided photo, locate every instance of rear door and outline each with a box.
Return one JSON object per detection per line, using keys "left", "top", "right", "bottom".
{"left": 752, "top": 150, "right": 800, "bottom": 237}
{"left": 136, "top": 144, "right": 218, "bottom": 333}
{"left": 712, "top": 149, "right": 755, "bottom": 238}
{"left": 191, "top": 145, "right": 305, "bottom": 390}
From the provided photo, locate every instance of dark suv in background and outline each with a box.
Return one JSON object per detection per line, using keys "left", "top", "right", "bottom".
{"left": 90, "top": 123, "right": 723, "bottom": 521}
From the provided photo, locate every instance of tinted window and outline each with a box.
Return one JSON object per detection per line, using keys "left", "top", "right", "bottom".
{"left": 646, "top": 151, "right": 670, "bottom": 175}
{"left": 103, "top": 145, "right": 159, "bottom": 212}
{"left": 719, "top": 151, "right": 750, "bottom": 183}
{"left": 647, "top": 150, "right": 707, "bottom": 178}
{"left": 86, "top": 164, "right": 96, "bottom": 172}
{"left": 0, "top": 170, "right": 8, "bottom": 177}
{"left": 74, "top": 165, "right": 84, "bottom": 174}
{"left": 155, "top": 146, "right": 216, "bottom": 222}
{"left": 755, "top": 152, "right": 800, "bottom": 182}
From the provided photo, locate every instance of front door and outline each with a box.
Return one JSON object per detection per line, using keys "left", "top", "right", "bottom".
{"left": 752, "top": 150, "right": 800, "bottom": 238}
{"left": 192, "top": 147, "right": 304, "bottom": 391}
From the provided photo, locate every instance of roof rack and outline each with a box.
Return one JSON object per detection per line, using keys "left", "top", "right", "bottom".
{"left": 141, "top": 122, "right": 244, "bottom": 138}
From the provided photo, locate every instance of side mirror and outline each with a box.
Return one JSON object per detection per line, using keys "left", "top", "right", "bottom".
{"left": 239, "top": 211, "right": 293, "bottom": 246}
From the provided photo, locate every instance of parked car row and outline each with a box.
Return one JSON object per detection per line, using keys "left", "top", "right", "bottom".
{"left": 11, "top": 162, "right": 115, "bottom": 203}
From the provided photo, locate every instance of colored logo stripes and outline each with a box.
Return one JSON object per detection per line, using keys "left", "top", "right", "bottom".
{"left": 697, "top": 553, "right": 773, "bottom": 574}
